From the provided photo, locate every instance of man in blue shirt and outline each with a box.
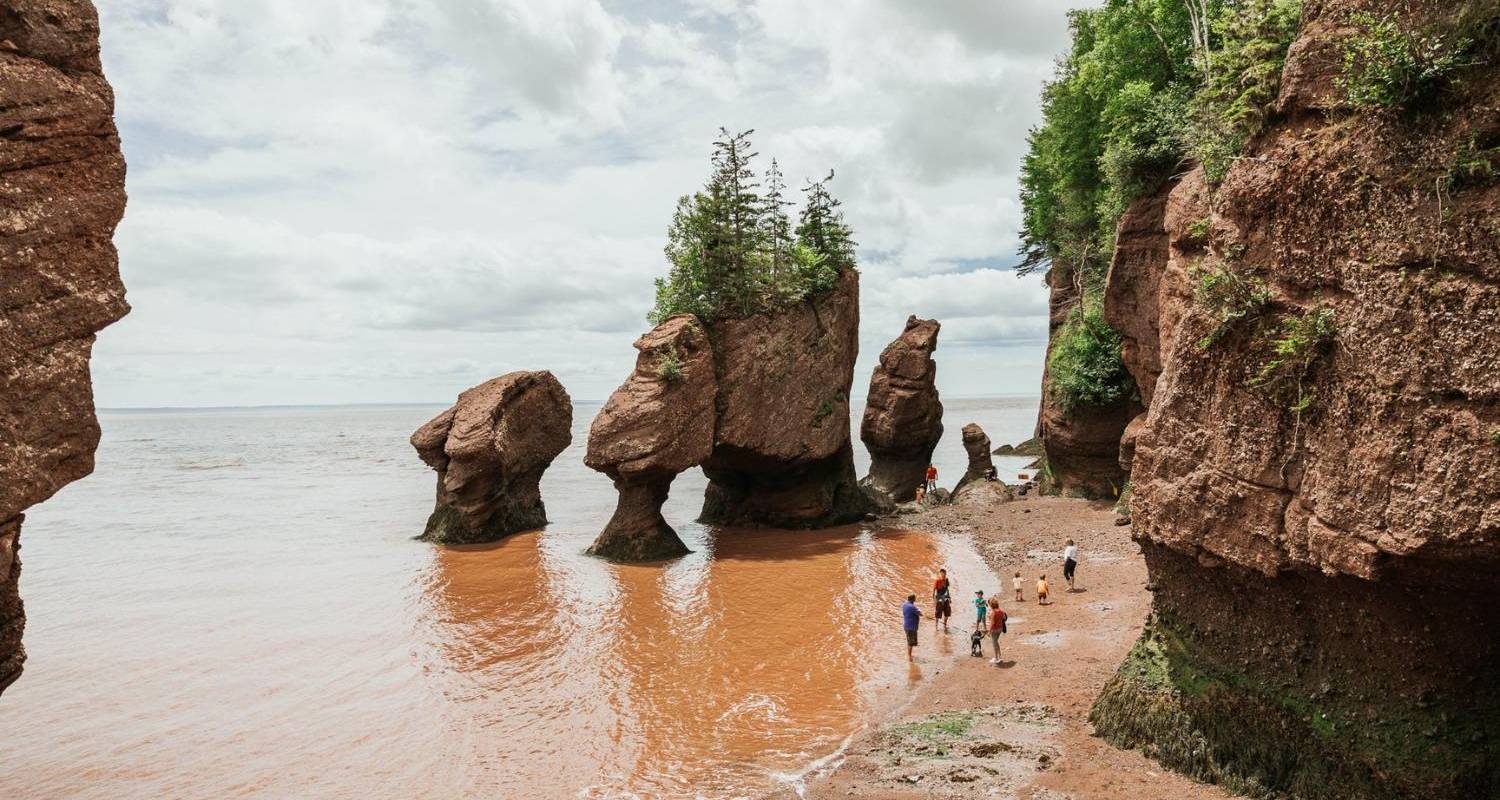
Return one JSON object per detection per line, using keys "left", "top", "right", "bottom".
{"left": 902, "top": 594, "right": 922, "bottom": 661}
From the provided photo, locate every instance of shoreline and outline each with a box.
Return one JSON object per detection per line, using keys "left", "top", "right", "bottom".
{"left": 768, "top": 492, "right": 1234, "bottom": 800}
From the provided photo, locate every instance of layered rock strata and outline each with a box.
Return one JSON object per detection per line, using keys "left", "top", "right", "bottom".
{"left": 859, "top": 316, "right": 942, "bottom": 503}
{"left": 584, "top": 316, "right": 715, "bottom": 561}
{"left": 699, "top": 268, "right": 869, "bottom": 528}
{"left": 0, "top": 0, "right": 129, "bottom": 695}
{"left": 411, "top": 372, "right": 572, "bottom": 545}
{"left": 1092, "top": 3, "right": 1500, "bottom": 796}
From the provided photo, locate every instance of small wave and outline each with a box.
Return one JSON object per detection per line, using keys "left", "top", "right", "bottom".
{"left": 177, "top": 459, "right": 246, "bottom": 471}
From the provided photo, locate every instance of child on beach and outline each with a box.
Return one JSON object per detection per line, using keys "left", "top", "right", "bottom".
{"left": 973, "top": 590, "right": 987, "bottom": 631}
{"left": 987, "top": 597, "right": 1006, "bottom": 664}
{"left": 1013, "top": 571, "right": 1024, "bottom": 602}
{"left": 915, "top": 484, "right": 925, "bottom": 504}
{"left": 1036, "top": 575, "right": 1050, "bottom": 605}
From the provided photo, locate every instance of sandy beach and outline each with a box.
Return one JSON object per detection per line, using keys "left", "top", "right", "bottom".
{"left": 773, "top": 493, "right": 1234, "bottom": 800}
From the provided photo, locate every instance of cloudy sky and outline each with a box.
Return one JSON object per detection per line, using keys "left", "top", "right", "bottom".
{"left": 93, "top": 0, "right": 1091, "bottom": 408}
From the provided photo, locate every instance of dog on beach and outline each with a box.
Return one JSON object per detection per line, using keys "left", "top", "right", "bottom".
{"left": 969, "top": 627, "right": 984, "bottom": 657}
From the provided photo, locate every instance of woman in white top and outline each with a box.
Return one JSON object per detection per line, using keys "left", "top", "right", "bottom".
{"left": 1063, "top": 539, "right": 1078, "bottom": 590}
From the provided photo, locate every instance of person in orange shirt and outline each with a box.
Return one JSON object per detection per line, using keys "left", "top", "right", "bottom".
{"left": 987, "top": 597, "right": 1007, "bottom": 664}
{"left": 1036, "top": 574, "right": 1050, "bottom": 605}
{"left": 924, "top": 464, "right": 938, "bottom": 493}
{"left": 932, "top": 568, "right": 953, "bottom": 633}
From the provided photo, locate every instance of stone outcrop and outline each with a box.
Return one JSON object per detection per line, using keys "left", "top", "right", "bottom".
{"left": 584, "top": 316, "right": 715, "bottom": 561}
{"left": 1036, "top": 264, "right": 1139, "bottom": 498}
{"left": 992, "top": 436, "right": 1043, "bottom": 457}
{"left": 699, "top": 268, "right": 869, "bottom": 528}
{"left": 859, "top": 316, "right": 942, "bottom": 502}
{"left": 412, "top": 372, "right": 572, "bottom": 545}
{"left": 0, "top": 0, "right": 129, "bottom": 695}
{"left": 953, "top": 423, "right": 995, "bottom": 493}
{"left": 1091, "top": 3, "right": 1500, "bottom": 796}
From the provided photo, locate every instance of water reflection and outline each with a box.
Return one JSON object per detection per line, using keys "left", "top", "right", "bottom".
{"left": 417, "top": 525, "right": 994, "bottom": 798}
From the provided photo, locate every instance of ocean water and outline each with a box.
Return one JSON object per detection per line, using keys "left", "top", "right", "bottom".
{"left": 0, "top": 397, "right": 1038, "bottom": 799}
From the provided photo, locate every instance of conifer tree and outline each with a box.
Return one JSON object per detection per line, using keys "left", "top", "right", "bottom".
{"left": 760, "top": 158, "right": 795, "bottom": 297}
{"left": 796, "top": 170, "right": 857, "bottom": 283}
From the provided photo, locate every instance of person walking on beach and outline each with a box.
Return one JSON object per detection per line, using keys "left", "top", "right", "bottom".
{"left": 902, "top": 594, "right": 922, "bottom": 661}
{"left": 1063, "top": 539, "right": 1079, "bottom": 591}
{"left": 914, "top": 484, "right": 925, "bottom": 505}
{"left": 972, "top": 589, "right": 987, "bottom": 632}
{"left": 925, "top": 464, "right": 938, "bottom": 493}
{"left": 1036, "top": 574, "right": 1050, "bottom": 605}
{"left": 987, "top": 597, "right": 1007, "bottom": 664}
{"left": 1013, "top": 571, "right": 1024, "bottom": 602}
{"left": 933, "top": 569, "right": 953, "bottom": 634}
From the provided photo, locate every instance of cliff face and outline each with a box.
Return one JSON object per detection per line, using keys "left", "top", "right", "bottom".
{"left": 700, "top": 268, "right": 868, "bottom": 528}
{"left": 1091, "top": 2, "right": 1500, "bottom": 797}
{"left": 0, "top": 0, "right": 129, "bottom": 695}
{"left": 1037, "top": 266, "right": 1137, "bottom": 498}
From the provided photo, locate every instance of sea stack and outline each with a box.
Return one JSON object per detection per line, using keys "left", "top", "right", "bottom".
{"left": 699, "top": 268, "right": 869, "bottom": 528}
{"left": 411, "top": 371, "right": 572, "bottom": 545}
{"left": 0, "top": 0, "right": 130, "bottom": 695}
{"left": 1089, "top": 3, "right": 1500, "bottom": 795}
{"left": 584, "top": 316, "right": 716, "bottom": 561}
{"left": 859, "top": 316, "right": 943, "bottom": 503}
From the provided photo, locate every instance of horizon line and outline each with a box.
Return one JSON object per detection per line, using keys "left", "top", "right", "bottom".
{"left": 98, "top": 393, "right": 1042, "bottom": 413}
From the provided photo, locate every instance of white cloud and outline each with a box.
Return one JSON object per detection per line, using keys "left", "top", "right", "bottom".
{"left": 93, "top": 0, "right": 1081, "bottom": 407}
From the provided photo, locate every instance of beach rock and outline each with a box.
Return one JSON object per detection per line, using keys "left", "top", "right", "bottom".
{"left": 951, "top": 479, "right": 1013, "bottom": 508}
{"left": 584, "top": 316, "right": 715, "bottom": 561}
{"left": 0, "top": 0, "right": 129, "bottom": 695}
{"left": 993, "top": 437, "right": 1043, "bottom": 457}
{"left": 412, "top": 371, "right": 572, "bottom": 545}
{"left": 952, "top": 423, "right": 996, "bottom": 494}
{"left": 1093, "top": 3, "right": 1500, "bottom": 794}
{"left": 700, "top": 268, "right": 869, "bottom": 527}
{"left": 859, "top": 316, "right": 943, "bottom": 503}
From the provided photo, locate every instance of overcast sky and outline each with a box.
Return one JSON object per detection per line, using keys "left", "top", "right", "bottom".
{"left": 93, "top": 0, "right": 1092, "bottom": 409}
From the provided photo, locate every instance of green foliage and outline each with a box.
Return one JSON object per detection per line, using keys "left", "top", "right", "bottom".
{"left": 1192, "top": 260, "right": 1272, "bottom": 348}
{"left": 1186, "top": 216, "right": 1213, "bottom": 240}
{"left": 1249, "top": 308, "right": 1335, "bottom": 411}
{"left": 1047, "top": 301, "right": 1135, "bottom": 413}
{"left": 654, "top": 348, "right": 684, "bottom": 383}
{"left": 1338, "top": 12, "right": 1473, "bottom": 110}
{"left": 811, "top": 392, "right": 845, "bottom": 428}
{"left": 1445, "top": 132, "right": 1500, "bottom": 190}
{"left": 649, "top": 130, "right": 857, "bottom": 324}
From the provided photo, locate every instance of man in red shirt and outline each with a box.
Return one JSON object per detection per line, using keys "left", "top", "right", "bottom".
{"left": 925, "top": 464, "right": 938, "bottom": 493}
{"left": 932, "top": 568, "right": 953, "bottom": 633}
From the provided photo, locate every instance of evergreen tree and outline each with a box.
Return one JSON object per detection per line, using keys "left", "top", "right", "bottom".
{"left": 760, "top": 158, "right": 795, "bottom": 296}
{"left": 796, "top": 171, "right": 856, "bottom": 285}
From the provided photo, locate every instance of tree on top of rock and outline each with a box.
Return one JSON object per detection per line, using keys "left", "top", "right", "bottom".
{"left": 650, "top": 130, "right": 857, "bottom": 324}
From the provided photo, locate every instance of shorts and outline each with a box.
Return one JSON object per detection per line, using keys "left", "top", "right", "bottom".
{"left": 935, "top": 600, "right": 952, "bottom": 619}
{"left": 905, "top": 629, "right": 918, "bottom": 647}
{"left": 1064, "top": 558, "right": 1077, "bottom": 580}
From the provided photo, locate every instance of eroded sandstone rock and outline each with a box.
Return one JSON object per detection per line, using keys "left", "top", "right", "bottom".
{"left": 0, "top": 0, "right": 128, "bottom": 695}
{"left": 412, "top": 372, "right": 572, "bottom": 545}
{"left": 584, "top": 316, "right": 715, "bottom": 561}
{"left": 859, "top": 316, "right": 942, "bottom": 502}
{"left": 954, "top": 423, "right": 995, "bottom": 493}
{"left": 700, "top": 269, "right": 869, "bottom": 527}
{"left": 1094, "top": 2, "right": 1500, "bottom": 794}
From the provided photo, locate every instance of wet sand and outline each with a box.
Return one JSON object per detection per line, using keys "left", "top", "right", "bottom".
{"left": 772, "top": 494, "right": 1234, "bottom": 800}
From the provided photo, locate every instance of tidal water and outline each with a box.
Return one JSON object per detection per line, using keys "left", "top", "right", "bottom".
{"left": 1, "top": 397, "right": 1038, "bottom": 799}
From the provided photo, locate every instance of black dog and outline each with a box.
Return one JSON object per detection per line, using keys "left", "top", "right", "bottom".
{"left": 969, "top": 628, "right": 984, "bottom": 657}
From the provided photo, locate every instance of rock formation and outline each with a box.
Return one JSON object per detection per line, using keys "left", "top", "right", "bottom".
{"left": 584, "top": 316, "right": 715, "bottom": 561}
{"left": 992, "top": 436, "right": 1043, "bottom": 457}
{"left": 411, "top": 372, "right": 572, "bottom": 545}
{"left": 1036, "top": 265, "right": 1139, "bottom": 498}
{"left": 699, "top": 268, "right": 869, "bottom": 528}
{"left": 0, "top": 0, "right": 129, "bottom": 695}
{"left": 954, "top": 423, "right": 995, "bottom": 492}
{"left": 1090, "top": 3, "right": 1500, "bottom": 796}
{"left": 859, "top": 316, "right": 943, "bottom": 503}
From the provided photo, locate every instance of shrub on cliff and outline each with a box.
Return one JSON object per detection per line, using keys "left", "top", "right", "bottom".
{"left": 1048, "top": 302, "right": 1135, "bottom": 413}
{"left": 1019, "top": 0, "right": 1303, "bottom": 285}
{"left": 649, "top": 129, "right": 856, "bottom": 324}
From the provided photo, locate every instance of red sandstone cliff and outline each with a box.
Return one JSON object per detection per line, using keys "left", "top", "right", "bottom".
{"left": 0, "top": 0, "right": 128, "bottom": 694}
{"left": 1091, "top": 2, "right": 1500, "bottom": 797}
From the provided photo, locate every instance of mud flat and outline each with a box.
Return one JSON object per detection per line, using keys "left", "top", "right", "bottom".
{"left": 772, "top": 493, "right": 1233, "bottom": 800}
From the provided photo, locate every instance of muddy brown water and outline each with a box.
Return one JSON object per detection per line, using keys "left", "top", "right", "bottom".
{"left": 0, "top": 402, "right": 1031, "bottom": 799}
